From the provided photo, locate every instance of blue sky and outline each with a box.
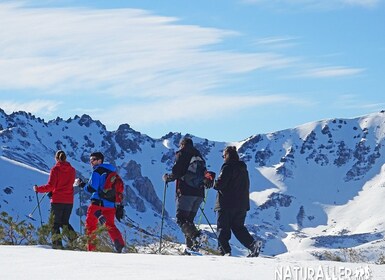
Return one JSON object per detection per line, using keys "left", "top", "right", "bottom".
{"left": 0, "top": 0, "right": 384, "bottom": 142}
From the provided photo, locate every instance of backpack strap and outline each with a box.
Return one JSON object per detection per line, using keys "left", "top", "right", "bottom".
{"left": 95, "top": 166, "right": 111, "bottom": 176}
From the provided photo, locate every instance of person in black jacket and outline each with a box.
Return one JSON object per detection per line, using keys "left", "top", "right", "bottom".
{"left": 163, "top": 137, "right": 207, "bottom": 252}
{"left": 214, "top": 146, "right": 261, "bottom": 257}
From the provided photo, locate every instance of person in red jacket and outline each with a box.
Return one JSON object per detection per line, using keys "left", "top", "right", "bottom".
{"left": 34, "top": 150, "right": 76, "bottom": 249}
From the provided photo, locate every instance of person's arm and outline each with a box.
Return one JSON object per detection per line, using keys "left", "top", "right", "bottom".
{"left": 83, "top": 170, "right": 101, "bottom": 194}
{"left": 214, "top": 165, "right": 232, "bottom": 191}
{"left": 171, "top": 151, "right": 190, "bottom": 179}
{"left": 35, "top": 167, "right": 57, "bottom": 193}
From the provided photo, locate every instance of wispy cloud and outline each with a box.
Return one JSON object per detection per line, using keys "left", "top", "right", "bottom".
{"left": 0, "top": 3, "right": 292, "bottom": 98}
{"left": 333, "top": 94, "right": 385, "bottom": 110}
{"left": 99, "top": 94, "right": 310, "bottom": 128}
{"left": 0, "top": 99, "right": 60, "bottom": 115}
{"left": 298, "top": 66, "right": 365, "bottom": 78}
{"left": 341, "top": 0, "right": 380, "bottom": 8}
{"left": 254, "top": 36, "right": 300, "bottom": 50}
{"left": 0, "top": 2, "right": 369, "bottom": 133}
{"left": 242, "top": 0, "right": 381, "bottom": 9}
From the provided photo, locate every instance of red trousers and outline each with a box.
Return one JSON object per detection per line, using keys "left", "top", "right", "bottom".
{"left": 85, "top": 204, "right": 125, "bottom": 251}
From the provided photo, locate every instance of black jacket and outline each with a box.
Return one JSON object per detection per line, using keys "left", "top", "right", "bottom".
{"left": 170, "top": 144, "right": 205, "bottom": 198}
{"left": 214, "top": 160, "right": 250, "bottom": 211}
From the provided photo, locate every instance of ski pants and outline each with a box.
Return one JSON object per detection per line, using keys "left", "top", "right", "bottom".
{"left": 216, "top": 209, "right": 254, "bottom": 255}
{"left": 51, "top": 203, "right": 76, "bottom": 246}
{"left": 175, "top": 195, "right": 203, "bottom": 247}
{"left": 85, "top": 204, "right": 125, "bottom": 251}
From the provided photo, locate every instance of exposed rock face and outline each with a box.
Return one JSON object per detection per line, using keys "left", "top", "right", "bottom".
{"left": 2, "top": 109, "right": 385, "bottom": 254}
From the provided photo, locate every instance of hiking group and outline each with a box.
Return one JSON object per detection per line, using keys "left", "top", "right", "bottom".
{"left": 33, "top": 137, "right": 261, "bottom": 257}
{"left": 34, "top": 151, "right": 125, "bottom": 253}
{"left": 163, "top": 138, "right": 261, "bottom": 257}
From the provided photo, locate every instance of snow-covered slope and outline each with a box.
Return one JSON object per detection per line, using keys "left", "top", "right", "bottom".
{"left": 0, "top": 245, "right": 381, "bottom": 280}
{"left": 1, "top": 108, "right": 385, "bottom": 260}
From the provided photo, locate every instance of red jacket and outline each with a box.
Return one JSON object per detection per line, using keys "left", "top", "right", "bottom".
{"left": 36, "top": 161, "right": 76, "bottom": 204}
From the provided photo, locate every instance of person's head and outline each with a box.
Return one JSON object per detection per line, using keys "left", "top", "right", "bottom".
{"left": 55, "top": 150, "right": 67, "bottom": 162}
{"left": 222, "top": 146, "right": 239, "bottom": 162}
{"left": 90, "top": 152, "right": 104, "bottom": 166}
{"left": 179, "top": 137, "right": 193, "bottom": 149}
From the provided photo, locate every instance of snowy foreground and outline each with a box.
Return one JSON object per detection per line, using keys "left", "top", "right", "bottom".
{"left": 1, "top": 246, "right": 385, "bottom": 280}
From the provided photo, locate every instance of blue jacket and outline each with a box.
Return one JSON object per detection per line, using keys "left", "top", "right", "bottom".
{"left": 85, "top": 163, "right": 116, "bottom": 208}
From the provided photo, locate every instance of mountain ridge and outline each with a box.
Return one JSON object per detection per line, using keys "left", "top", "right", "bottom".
{"left": 1, "top": 108, "right": 385, "bottom": 258}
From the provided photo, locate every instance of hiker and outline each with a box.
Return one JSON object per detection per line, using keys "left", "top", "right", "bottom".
{"left": 163, "top": 137, "right": 207, "bottom": 253}
{"left": 34, "top": 150, "right": 77, "bottom": 249}
{"left": 76, "top": 152, "right": 125, "bottom": 253}
{"left": 214, "top": 146, "right": 261, "bottom": 257}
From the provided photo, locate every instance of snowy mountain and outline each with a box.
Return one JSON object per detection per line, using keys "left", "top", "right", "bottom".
{"left": 1, "top": 108, "right": 385, "bottom": 260}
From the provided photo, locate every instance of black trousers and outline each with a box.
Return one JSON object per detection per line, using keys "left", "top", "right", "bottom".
{"left": 51, "top": 203, "right": 76, "bottom": 246}
{"left": 216, "top": 209, "right": 254, "bottom": 254}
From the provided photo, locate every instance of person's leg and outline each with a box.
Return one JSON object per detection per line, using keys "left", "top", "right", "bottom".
{"left": 188, "top": 196, "right": 207, "bottom": 247}
{"left": 188, "top": 196, "right": 204, "bottom": 223}
{"left": 185, "top": 236, "right": 194, "bottom": 248}
{"left": 176, "top": 195, "right": 200, "bottom": 241}
{"left": 85, "top": 204, "right": 99, "bottom": 251}
{"left": 51, "top": 203, "right": 64, "bottom": 249}
{"left": 230, "top": 209, "right": 262, "bottom": 257}
{"left": 103, "top": 207, "right": 125, "bottom": 253}
{"left": 216, "top": 210, "right": 232, "bottom": 255}
{"left": 184, "top": 196, "right": 204, "bottom": 239}
{"left": 61, "top": 204, "right": 77, "bottom": 242}
{"left": 230, "top": 210, "right": 255, "bottom": 249}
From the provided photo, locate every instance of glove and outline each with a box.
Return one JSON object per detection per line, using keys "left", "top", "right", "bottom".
{"left": 47, "top": 192, "right": 52, "bottom": 198}
{"left": 203, "top": 171, "right": 216, "bottom": 188}
{"left": 94, "top": 210, "right": 106, "bottom": 225}
{"left": 33, "top": 185, "right": 38, "bottom": 192}
{"left": 162, "top": 173, "right": 173, "bottom": 182}
{"left": 74, "top": 178, "right": 86, "bottom": 188}
{"left": 115, "top": 204, "right": 125, "bottom": 222}
{"left": 85, "top": 185, "right": 96, "bottom": 193}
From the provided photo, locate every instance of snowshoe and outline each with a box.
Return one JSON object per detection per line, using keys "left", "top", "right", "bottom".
{"left": 247, "top": 240, "right": 262, "bottom": 257}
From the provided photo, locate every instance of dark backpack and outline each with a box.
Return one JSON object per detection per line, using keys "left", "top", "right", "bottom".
{"left": 96, "top": 167, "right": 124, "bottom": 203}
{"left": 181, "top": 155, "right": 206, "bottom": 188}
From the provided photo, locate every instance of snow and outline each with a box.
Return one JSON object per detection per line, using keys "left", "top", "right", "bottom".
{"left": 1, "top": 245, "right": 385, "bottom": 280}
{"left": 4, "top": 110, "right": 385, "bottom": 279}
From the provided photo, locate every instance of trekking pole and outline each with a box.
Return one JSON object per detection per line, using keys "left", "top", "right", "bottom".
{"left": 197, "top": 171, "right": 216, "bottom": 228}
{"left": 79, "top": 187, "right": 82, "bottom": 235}
{"left": 196, "top": 188, "right": 209, "bottom": 227}
{"left": 35, "top": 191, "right": 44, "bottom": 226}
{"left": 199, "top": 206, "right": 226, "bottom": 251}
{"left": 27, "top": 192, "right": 48, "bottom": 221}
{"left": 159, "top": 181, "right": 168, "bottom": 254}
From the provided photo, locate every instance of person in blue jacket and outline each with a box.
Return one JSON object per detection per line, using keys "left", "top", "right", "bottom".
{"left": 78, "top": 152, "right": 125, "bottom": 253}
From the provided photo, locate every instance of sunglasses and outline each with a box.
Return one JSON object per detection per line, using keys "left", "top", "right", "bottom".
{"left": 89, "top": 157, "right": 99, "bottom": 162}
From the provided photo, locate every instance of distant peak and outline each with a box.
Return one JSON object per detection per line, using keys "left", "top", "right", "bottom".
{"left": 77, "top": 114, "right": 105, "bottom": 129}
{"left": 117, "top": 123, "right": 131, "bottom": 131}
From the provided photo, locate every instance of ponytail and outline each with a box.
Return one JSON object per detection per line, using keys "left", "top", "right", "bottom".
{"left": 55, "top": 150, "right": 67, "bottom": 162}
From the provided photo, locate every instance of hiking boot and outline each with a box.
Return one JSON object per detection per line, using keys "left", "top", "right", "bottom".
{"left": 247, "top": 240, "right": 262, "bottom": 257}
{"left": 114, "top": 240, "right": 124, "bottom": 253}
{"left": 183, "top": 249, "right": 192, "bottom": 255}
{"left": 192, "top": 231, "right": 208, "bottom": 250}
{"left": 183, "top": 247, "right": 194, "bottom": 255}
{"left": 219, "top": 247, "right": 231, "bottom": 256}
{"left": 52, "top": 243, "right": 64, "bottom": 250}
{"left": 52, "top": 238, "right": 63, "bottom": 250}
